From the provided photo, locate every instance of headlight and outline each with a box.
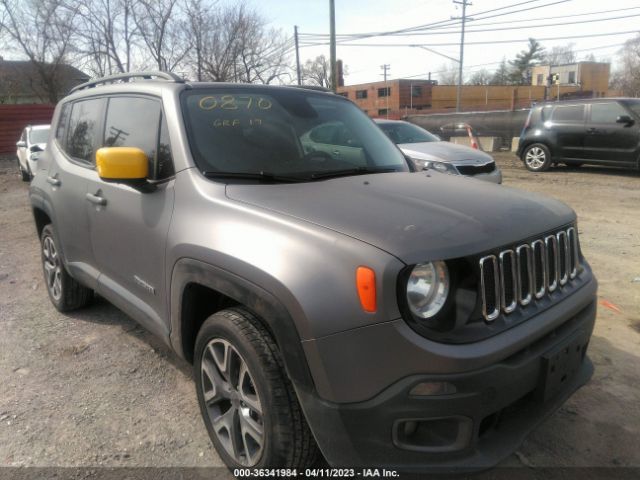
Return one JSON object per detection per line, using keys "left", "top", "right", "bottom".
{"left": 406, "top": 261, "right": 449, "bottom": 319}
{"left": 424, "top": 160, "right": 458, "bottom": 174}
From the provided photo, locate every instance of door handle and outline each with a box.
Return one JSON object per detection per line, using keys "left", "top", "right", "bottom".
{"left": 587, "top": 127, "right": 598, "bottom": 134}
{"left": 332, "top": 150, "right": 341, "bottom": 156}
{"left": 86, "top": 192, "right": 107, "bottom": 206}
{"left": 46, "top": 176, "right": 61, "bottom": 186}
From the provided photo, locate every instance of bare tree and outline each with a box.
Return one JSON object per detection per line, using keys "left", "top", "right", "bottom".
{"left": 133, "top": 0, "right": 190, "bottom": 72}
{"left": 544, "top": 43, "right": 576, "bottom": 66}
{"left": 467, "top": 69, "right": 491, "bottom": 85}
{"left": 302, "top": 55, "right": 331, "bottom": 88}
{"left": 611, "top": 34, "right": 640, "bottom": 97}
{"left": 72, "top": 0, "right": 139, "bottom": 76}
{"left": 234, "top": 5, "right": 292, "bottom": 84}
{"left": 184, "top": 0, "right": 213, "bottom": 81}
{"left": 437, "top": 62, "right": 459, "bottom": 84}
{"left": 0, "top": 0, "right": 79, "bottom": 102}
{"left": 191, "top": 2, "right": 292, "bottom": 84}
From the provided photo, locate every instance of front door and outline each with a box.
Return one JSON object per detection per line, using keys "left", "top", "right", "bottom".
{"left": 86, "top": 95, "right": 175, "bottom": 335}
{"left": 583, "top": 102, "right": 639, "bottom": 165}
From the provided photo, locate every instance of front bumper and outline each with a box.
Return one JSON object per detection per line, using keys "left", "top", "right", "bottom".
{"left": 471, "top": 167, "right": 502, "bottom": 184}
{"left": 298, "top": 277, "right": 596, "bottom": 471}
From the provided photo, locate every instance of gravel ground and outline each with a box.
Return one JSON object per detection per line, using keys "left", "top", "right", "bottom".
{"left": 0, "top": 152, "right": 639, "bottom": 473}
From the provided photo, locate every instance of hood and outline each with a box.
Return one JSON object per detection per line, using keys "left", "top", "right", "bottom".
{"left": 225, "top": 172, "right": 575, "bottom": 265}
{"left": 398, "top": 141, "right": 493, "bottom": 165}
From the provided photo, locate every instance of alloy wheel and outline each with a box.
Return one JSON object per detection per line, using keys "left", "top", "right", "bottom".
{"left": 525, "top": 147, "right": 547, "bottom": 170}
{"left": 42, "top": 235, "right": 62, "bottom": 301}
{"left": 200, "top": 338, "right": 264, "bottom": 466}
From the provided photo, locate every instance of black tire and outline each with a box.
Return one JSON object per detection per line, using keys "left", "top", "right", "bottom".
{"left": 194, "top": 307, "right": 320, "bottom": 469}
{"left": 522, "top": 143, "right": 552, "bottom": 172}
{"left": 41, "top": 224, "right": 93, "bottom": 312}
{"left": 19, "top": 163, "right": 30, "bottom": 182}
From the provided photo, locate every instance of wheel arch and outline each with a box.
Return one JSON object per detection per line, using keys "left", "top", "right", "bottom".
{"left": 170, "top": 258, "right": 315, "bottom": 391}
{"left": 32, "top": 207, "right": 52, "bottom": 239}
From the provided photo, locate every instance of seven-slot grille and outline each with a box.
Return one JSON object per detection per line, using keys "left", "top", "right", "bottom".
{"left": 479, "top": 227, "right": 579, "bottom": 321}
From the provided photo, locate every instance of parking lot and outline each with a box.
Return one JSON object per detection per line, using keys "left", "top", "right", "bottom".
{"left": 0, "top": 152, "right": 639, "bottom": 471}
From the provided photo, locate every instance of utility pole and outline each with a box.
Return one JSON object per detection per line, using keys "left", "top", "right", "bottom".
{"left": 294, "top": 25, "right": 301, "bottom": 85}
{"left": 380, "top": 64, "right": 390, "bottom": 118}
{"left": 380, "top": 64, "right": 390, "bottom": 82}
{"left": 329, "top": 0, "right": 337, "bottom": 92}
{"left": 452, "top": 0, "right": 471, "bottom": 112}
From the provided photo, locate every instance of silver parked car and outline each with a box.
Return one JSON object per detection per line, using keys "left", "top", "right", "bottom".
{"left": 16, "top": 124, "right": 50, "bottom": 181}
{"left": 30, "top": 72, "right": 596, "bottom": 471}
{"left": 375, "top": 119, "right": 502, "bottom": 183}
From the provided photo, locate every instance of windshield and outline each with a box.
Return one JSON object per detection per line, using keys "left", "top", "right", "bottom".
{"left": 181, "top": 88, "right": 409, "bottom": 181}
{"left": 29, "top": 128, "right": 50, "bottom": 145}
{"left": 378, "top": 122, "right": 439, "bottom": 144}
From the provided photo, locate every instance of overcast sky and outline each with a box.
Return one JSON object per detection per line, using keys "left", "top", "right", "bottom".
{"left": 257, "top": 0, "right": 640, "bottom": 85}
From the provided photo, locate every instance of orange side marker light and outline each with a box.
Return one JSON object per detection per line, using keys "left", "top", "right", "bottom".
{"left": 356, "top": 266, "right": 377, "bottom": 313}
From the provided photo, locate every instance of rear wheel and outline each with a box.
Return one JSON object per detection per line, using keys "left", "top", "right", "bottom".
{"left": 41, "top": 224, "right": 93, "bottom": 311}
{"left": 523, "top": 143, "right": 552, "bottom": 172}
{"left": 194, "top": 307, "right": 320, "bottom": 469}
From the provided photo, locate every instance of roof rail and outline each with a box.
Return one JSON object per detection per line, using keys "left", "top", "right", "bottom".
{"left": 69, "top": 71, "right": 184, "bottom": 94}
{"left": 289, "top": 85, "right": 333, "bottom": 93}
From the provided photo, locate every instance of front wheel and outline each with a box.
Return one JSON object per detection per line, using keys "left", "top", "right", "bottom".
{"left": 194, "top": 307, "right": 320, "bottom": 469}
{"left": 522, "top": 143, "right": 552, "bottom": 172}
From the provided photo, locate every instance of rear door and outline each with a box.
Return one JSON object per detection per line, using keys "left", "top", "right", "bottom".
{"left": 45, "top": 98, "right": 105, "bottom": 290}
{"left": 86, "top": 95, "right": 175, "bottom": 336}
{"left": 583, "top": 101, "right": 639, "bottom": 165}
{"left": 301, "top": 121, "right": 366, "bottom": 166}
{"left": 549, "top": 104, "right": 587, "bottom": 161}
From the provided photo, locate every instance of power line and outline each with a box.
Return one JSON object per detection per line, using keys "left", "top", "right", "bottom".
{"left": 367, "top": 13, "right": 640, "bottom": 37}
{"left": 425, "top": 6, "right": 640, "bottom": 30}
{"left": 298, "top": 0, "right": 570, "bottom": 42}
{"left": 301, "top": 30, "right": 640, "bottom": 48}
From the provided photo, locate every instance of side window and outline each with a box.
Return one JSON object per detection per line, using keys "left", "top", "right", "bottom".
{"left": 551, "top": 105, "right": 584, "bottom": 123}
{"left": 104, "top": 96, "right": 174, "bottom": 180}
{"left": 55, "top": 103, "right": 70, "bottom": 148}
{"left": 590, "top": 103, "right": 628, "bottom": 124}
{"left": 67, "top": 98, "right": 104, "bottom": 163}
{"left": 309, "top": 124, "right": 337, "bottom": 144}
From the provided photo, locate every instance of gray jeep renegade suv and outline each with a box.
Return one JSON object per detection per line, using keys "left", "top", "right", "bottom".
{"left": 30, "top": 72, "right": 597, "bottom": 471}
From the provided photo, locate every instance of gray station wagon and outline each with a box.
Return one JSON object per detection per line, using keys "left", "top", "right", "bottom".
{"left": 29, "top": 72, "right": 597, "bottom": 472}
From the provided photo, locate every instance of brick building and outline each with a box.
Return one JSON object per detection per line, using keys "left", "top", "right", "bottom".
{"left": 530, "top": 61, "right": 610, "bottom": 98}
{"left": 337, "top": 79, "right": 436, "bottom": 117}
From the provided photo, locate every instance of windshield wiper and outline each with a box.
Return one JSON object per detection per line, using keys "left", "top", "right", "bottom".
{"left": 202, "top": 171, "right": 303, "bottom": 183}
{"left": 309, "top": 166, "right": 400, "bottom": 180}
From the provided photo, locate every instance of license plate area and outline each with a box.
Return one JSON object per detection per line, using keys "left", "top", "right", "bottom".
{"left": 538, "top": 331, "right": 588, "bottom": 402}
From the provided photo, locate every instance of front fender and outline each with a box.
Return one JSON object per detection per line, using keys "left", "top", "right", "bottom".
{"left": 169, "top": 257, "right": 314, "bottom": 389}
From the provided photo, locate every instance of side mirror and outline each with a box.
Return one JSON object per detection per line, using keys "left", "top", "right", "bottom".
{"left": 616, "top": 115, "right": 634, "bottom": 126}
{"left": 16, "top": 141, "right": 26, "bottom": 148}
{"left": 30, "top": 144, "right": 44, "bottom": 153}
{"left": 96, "top": 147, "right": 148, "bottom": 183}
